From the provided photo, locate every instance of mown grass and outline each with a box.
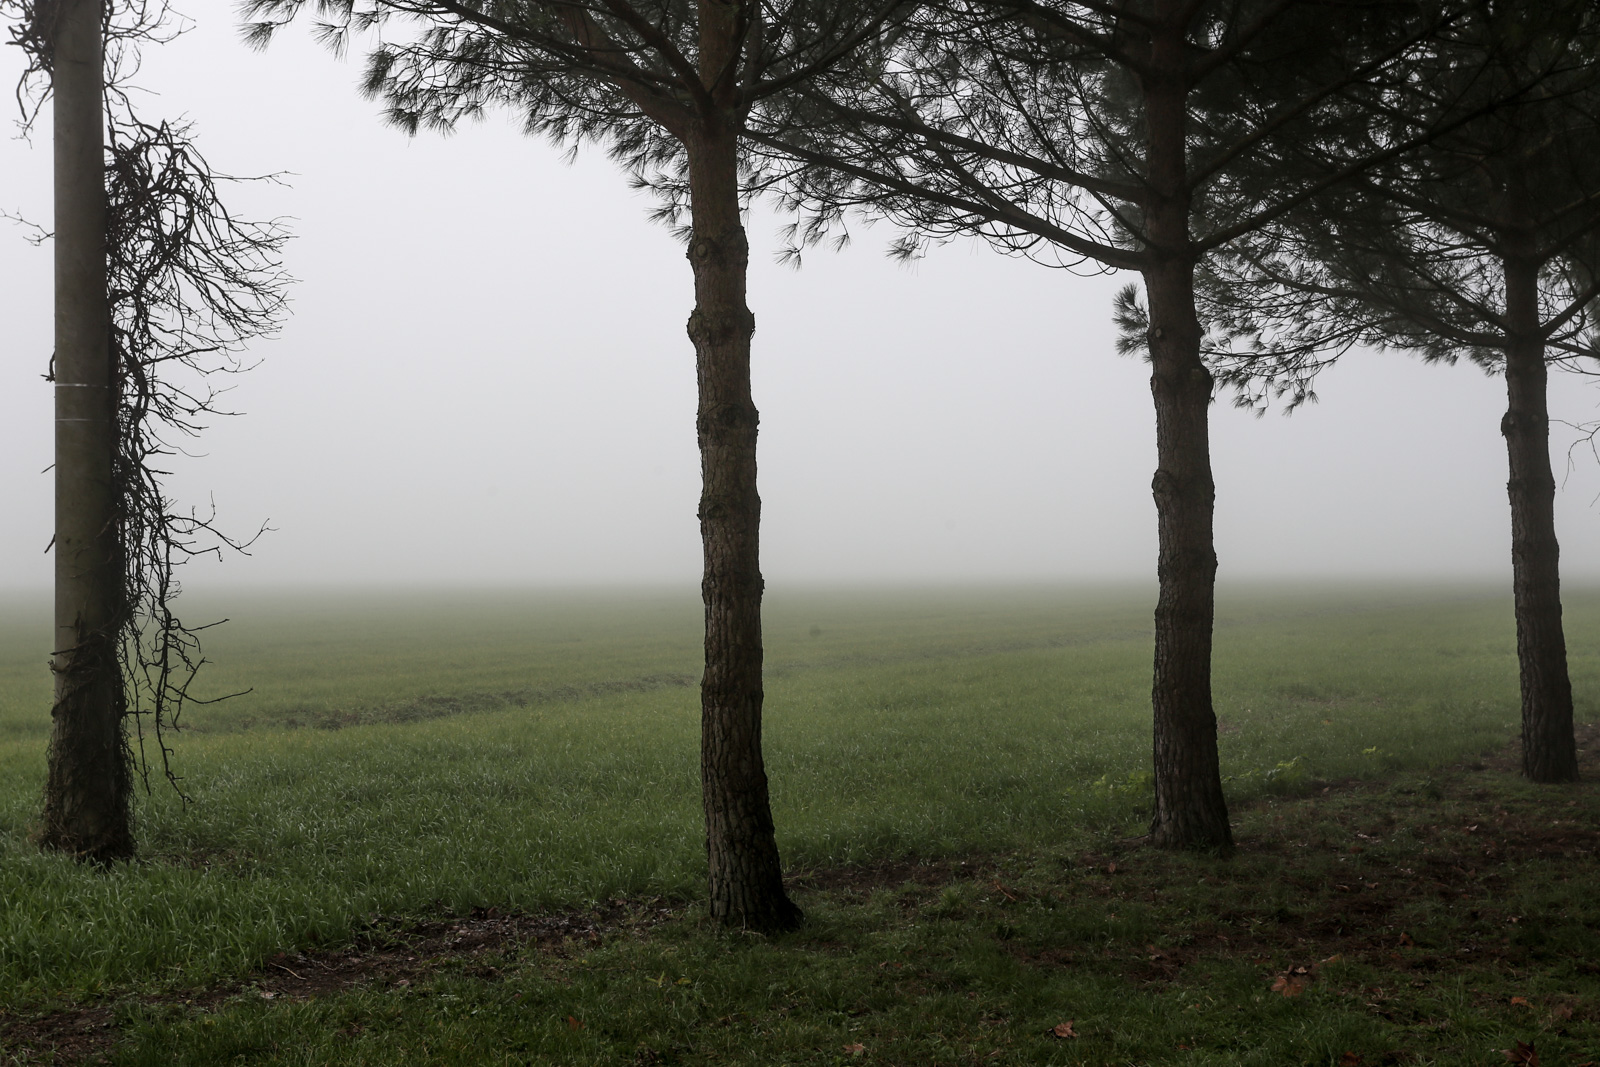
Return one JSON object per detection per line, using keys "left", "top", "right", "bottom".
{"left": 1, "top": 583, "right": 1597, "bottom": 1064}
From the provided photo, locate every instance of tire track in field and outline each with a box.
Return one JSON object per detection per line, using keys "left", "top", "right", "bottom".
{"left": 204, "top": 589, "right": 1504, "bottom": 733}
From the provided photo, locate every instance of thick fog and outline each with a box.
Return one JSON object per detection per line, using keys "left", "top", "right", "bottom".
{"left": 3, "top": 15, "right": 1600, "bottom": 590}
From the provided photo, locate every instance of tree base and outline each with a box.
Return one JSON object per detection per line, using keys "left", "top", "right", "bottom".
{"left": 1149, "top": 814, "right": 1234, "bottom": 856}
{"left": 35, "top": 823, "right": 135, "bottom": 867}
{"left": 710, "top": 888, "right": 804, "bottom": 933}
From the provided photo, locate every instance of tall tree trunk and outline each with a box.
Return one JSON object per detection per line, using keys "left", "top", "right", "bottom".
{"left": 1140, "top": 8, "right": 1233, "bottom": 851}
{"left": 1501, "top": 251, "right": 1577, "bottom": 783}
{"left": 39, "top": 0, "right": 134, "bottom": 863}
{"left": 684, "top": 122, "right": 802, "bottom": 931}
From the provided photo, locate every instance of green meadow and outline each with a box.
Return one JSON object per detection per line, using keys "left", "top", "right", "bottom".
{"left": 2, "top": 583, "right": 1597, "bottom": 1064}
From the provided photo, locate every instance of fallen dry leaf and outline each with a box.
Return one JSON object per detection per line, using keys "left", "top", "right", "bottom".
{"left": 566, "top": 1015, "right": 583, "bottom": 1031}
{"left": 843, "top": 1043, "right": 865, "bottom": 1056}
{"left": 1504, "top": 1040, "right": 1539, "bottom": 1066}
{"left": 1106, "top": 862, "right": 1118, "bottom": 875}
{"left": 1271, "top": 973, "right": 1308, "bottom": 998}
{"left": 1398, "top": 933, "right": 1415, "bottom": 947}
{"left": 1339, "top": 1053, "right": 1363, "bottom": 1067}
{"left": 1510, "top": 996, "right": 1530, "bottom": 1007}
{"left": 1050, "top": 1021, "right": 1079, "bottom": 1039}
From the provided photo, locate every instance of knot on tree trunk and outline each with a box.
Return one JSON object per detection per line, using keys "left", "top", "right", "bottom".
{"left": 696, "top": 402, "right": 758, "bottom": 439}
{"left": 1501, "top": 410, "right": 1546, "bottom": 437}
{"left": 687, "top": 307, "right": 757, "bottom": 349}
{"left": 1149, "top": 362, "right": 1213, "bottom": 401}
{"left": 686, "top": 230, "right": 749, "bottom": 265}
{"left": 1151, "top": 468, "right": 1181, "bottom": 503}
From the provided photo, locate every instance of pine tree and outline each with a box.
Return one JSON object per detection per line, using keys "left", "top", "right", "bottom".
{"left": 751, "top": 0, "right": 1468, "bottom": 849}
{"left": 1199, "top": 2, "right": 1600, "bottom": 784}
{"left": 244, "top": 0, "right": 910, "bottom": 929}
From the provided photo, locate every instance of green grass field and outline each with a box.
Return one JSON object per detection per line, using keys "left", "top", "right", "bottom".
{"left": 1, "top": 583, "right": 1597, "bottom": 1065}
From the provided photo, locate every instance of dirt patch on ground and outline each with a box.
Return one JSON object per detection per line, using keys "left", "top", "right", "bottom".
{"left": 234, "top": 898, "right": 683, "bottom": 1003}
{"left": 995, "top": 724, "right": 1600, "bottom": 993}
{"left": 2, "top": 1007, "right": 116, "bottom": 1067}
{"left": 0, "top": 899, "right": 682, "bottom": 1064}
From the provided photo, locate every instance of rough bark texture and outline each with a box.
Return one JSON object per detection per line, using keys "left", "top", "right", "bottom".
{"left": 686, "top": 122, "right": 802, "bottom": 932}
{"left": 39, "top": 0, "right": 134, "bottom": 863}
{"left": 1500, "top": 251, "right": 1578, "bottom": 783}
{"left": 1141, "top": 10, "right": 1233, "bottom": 851}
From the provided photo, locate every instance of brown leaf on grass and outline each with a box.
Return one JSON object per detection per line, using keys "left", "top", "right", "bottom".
{"left": 1339, "top": 1053, "right": 1363, "bottom": 1067}
{"left": 1547, "top": 1004, "right": 1574, "bottom": 1023}
{"left": 1271, "top": 973, "right": 1308, "bottom": 998}
{"left": 1398, "top": 932, "right": 1415, "bottom": 947}
{"left": 1049, "top": 1021, "right": 1079, "bottom": 1039}
{"left": 1510, "top": 996, "right": 1530, "bottom": 1007}
{"left": 1106, "top": 862, "right": 1118, "bottom": 875}
{"left": 1504, "top": 1040, "right": 1539, "bottom": 1066}
{"left": 843, "top": 1042, "right": 865, "bottom": 1056}
{"left": 567, "top": 1015, "right": 583, "bottom": 1031}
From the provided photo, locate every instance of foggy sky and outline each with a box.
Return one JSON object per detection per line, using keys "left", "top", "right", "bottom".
{"left": 3, "top": 12, "right": 1599, "bottom": 590}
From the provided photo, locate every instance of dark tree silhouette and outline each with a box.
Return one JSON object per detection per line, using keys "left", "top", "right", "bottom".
{"left": 748, "top": 0, "right": 1469, "bottom": 850}
{"left": 6, "top": 0, "right": 289, "bottom": 861}
{"left": 1198, "top": 2, "right": 1600, "bottom": 784}
{"left": 243, "top": 0, "right": 909, "bottom": 929}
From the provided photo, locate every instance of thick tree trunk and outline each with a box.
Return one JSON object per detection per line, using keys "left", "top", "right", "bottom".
{"left": 1500, "top": 252, "right": 1577, "bottom": 783}
{"left": 684, "top": 124, "right": 801, "bottom": 931}
{"left": 39, "top": 0, "right": 134, "bottom": 863}
{"left": 1140, "top": 11, "right": 1233, "bottom": 851}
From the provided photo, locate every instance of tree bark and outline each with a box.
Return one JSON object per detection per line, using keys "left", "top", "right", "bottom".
{"left": 1140, "top": 7, "right": 1233, "bottom": 851}
{"left": 685, "top": 122, "right": 802, "bottom": 931}
{"left": 1500, "top": 250, "right": 1578, "bottom": 783}
{"left": 39, "top": 0, "right": 134, "bottom": 863}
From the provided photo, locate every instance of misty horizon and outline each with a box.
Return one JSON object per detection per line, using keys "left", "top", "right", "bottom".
{"left": 5, "top": 19, "right": 1600, "bottom": 591}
